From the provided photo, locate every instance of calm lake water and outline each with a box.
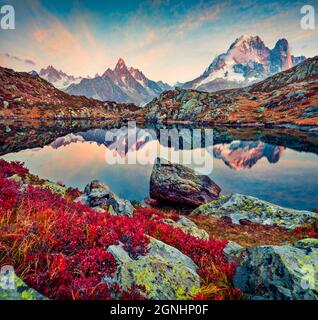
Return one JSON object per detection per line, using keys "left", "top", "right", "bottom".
{"left": 1, "top": 121, "right": 318, "bottom": 211}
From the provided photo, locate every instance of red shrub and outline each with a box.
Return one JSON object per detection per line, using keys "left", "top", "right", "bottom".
{"left": 0, "top": 159, "right": 29, "bottom": 178}
{"left": 0, "top": 178, "right": 21, "bottom": 212}
{"left": 0, "top": 160, "right": 239, "bottom": 300}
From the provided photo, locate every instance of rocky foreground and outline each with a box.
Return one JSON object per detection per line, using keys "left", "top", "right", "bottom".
{"left": 0, "top": 159, "right": 317, "bottom": 300}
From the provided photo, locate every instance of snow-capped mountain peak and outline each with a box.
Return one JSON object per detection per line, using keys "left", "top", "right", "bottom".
{"left": 39, "top": 65, "right": 83, "bottom": 90}
{"left": 183, "top": 35, "right": 305, "bottom": 92}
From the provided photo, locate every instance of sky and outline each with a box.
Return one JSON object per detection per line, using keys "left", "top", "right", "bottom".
{"left": 0, "top": 0, "right": 317, "bottom": 83}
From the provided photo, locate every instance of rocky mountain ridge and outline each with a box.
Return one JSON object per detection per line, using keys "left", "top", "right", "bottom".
{"left": 182, "top": 35, "right": 305, "bottom": 92}
{"left": 65, "top": 58, "right": 172, "bottom": 106}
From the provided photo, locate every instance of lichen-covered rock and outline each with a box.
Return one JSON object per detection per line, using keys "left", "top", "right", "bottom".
{"left": 150, "top": 158, "right": 221, "bottom": 207}
{"left": 7, "top": 174, "right": 23, "bottom": 185}
{"left": 107, "top": 237, "right": 201, "bottom": 300}
{"left": 84, "top": 180, "right": 110, "bottom": 207}
{"left": 162, "top": 217, "right": 209, "bottom": 240}
{"left": 223, "top": 241, "right": 244, "bottom": 261}
{"left": 0, "top": 272, "right": 48, "bottom": 300}
{"left": 107, "top": 193, "right": 135, "bottom": 217}
{"left": 233, "top": 238, "right": 318, "bottom": 300}
{"left": 192, "top": 194, "right": 318, "bottom": 230}
{"left": 76, "top": 180, "right": 134, "bottom": 216}
{"left": 42, "top": 181, "right": 67, "bottom": 195}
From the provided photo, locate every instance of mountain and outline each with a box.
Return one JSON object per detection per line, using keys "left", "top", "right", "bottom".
{"left": 39, "top": 65, "right": 83, "bottom": 90}
{"left": 213, "top": 141, "right": 284, "bottom": 170}
{"left": 65, "top": 58, "right": 172, "bottom": 106}
{"left": 50, "top": 134, "right": 86, "bottom": 149}
{"left": 182, "top": 35, "right": 305, "bottom": 92}
{"left": 144, "top": 56, "right": 318, "bottom": 126}
{"left": 0, "top": 66, "right": 139, "bottom": 119}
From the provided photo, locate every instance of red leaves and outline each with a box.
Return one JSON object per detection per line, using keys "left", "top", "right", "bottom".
{"left": 0, "top": 159, "right": 239, "bottom": 300}
{"left": 133, "top": 208, "right": 239, "bottom": 299}
{"left": 308, "top": 231, "right": 318, "bottom": 239}
{"left": 0, "top": 178, "right": 20, "bottom": 212}
{"left": 0, "top": 159, "right": 29, "bottom": 178}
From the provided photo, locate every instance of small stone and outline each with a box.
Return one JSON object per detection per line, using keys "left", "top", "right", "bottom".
{"left": 3, "top": 101, "right": 9, "bottom": 109}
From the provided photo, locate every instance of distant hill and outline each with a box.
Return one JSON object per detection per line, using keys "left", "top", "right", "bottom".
{"left": 0, "top": 66, "right": 139, "bottom": 119}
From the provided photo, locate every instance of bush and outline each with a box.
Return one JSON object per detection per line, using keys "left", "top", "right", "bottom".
{"left": 0, "top": 160, "right": 239, "bottom": 300}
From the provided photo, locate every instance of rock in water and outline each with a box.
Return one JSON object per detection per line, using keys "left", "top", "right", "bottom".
{"left": 150, "top": 158, "right": 221, "bottom": 207}
{"left": 192, "top": 193, "right": 318, "bottom": 230}
{"left": 233, "top": 238, "right": 318, "bottom": 300}
{"left": 107, "top": 237, "right": 201, "bottom": 300}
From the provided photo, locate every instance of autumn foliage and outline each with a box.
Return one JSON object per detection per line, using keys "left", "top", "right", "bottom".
{"left": 0, "top": 160, "right": 239, "bottom": 300}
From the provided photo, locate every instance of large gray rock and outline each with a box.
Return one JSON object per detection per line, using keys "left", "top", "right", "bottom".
{"left": 233, "top": 238, "right": 318, "bottom": 300}
{"left": 76, "top": 180, "right": 134, "bottom": 216}
{"left": 192, "top": 193, "right": 318, "bottom": 230}
{"left": 150, "top": 158, "right": 221, "bottom": 207}
{"left": 0, "top": 270, "right": 48, "bottom": 300}
{"left": 107, "top": 237, "right": 201, "bottom": 300}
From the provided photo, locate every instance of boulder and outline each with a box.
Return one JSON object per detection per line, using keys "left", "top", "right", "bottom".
{"left": 223, "top": 241, "right": 244, "bottom": 261}
{"left": 84, "top": 180, "right": 110, "bottom": 207}
{"left": 191, "top": 193, "right": 318, "bottom": 230}
{"left": 0, "top": 270, "right": 48, "bottom": 300}
{"left": 233, "top": 238, "right": 318, "bottom": 300}
{"left": 108, "top": 193, "right": 134, "bottom": 217}
{"left": 150, "top": 158, "right": 221, "bottom": 207}
{"left": 301, "top": 104, "right": 318, "bottom": 118}
{"left": 162, "top": 217, "right": 209, "bottom": 240}
{"left": 76, "top": 180, "right": 134, "bottom": 217}
{"left": 43, "top": 180, "right": 67, "bottom": 195}
{"left": 107, "top": 237, "right": 201, "bottom": 300}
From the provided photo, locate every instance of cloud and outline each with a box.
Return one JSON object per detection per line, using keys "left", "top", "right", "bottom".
{"left": 3, "top": 53, "right": 36, "bottom": 65}
{"left": 172, "top": 4, "right": 223, "bottom": 35}
{"left": 1, "top": 0, "right": 316, "bottom": 83}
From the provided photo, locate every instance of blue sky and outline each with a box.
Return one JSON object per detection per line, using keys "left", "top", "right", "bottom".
{"left": 0, "top": 0, "right": 317, "bottom": 83}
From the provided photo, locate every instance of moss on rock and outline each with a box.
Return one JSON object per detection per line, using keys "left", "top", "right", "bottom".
{"left": 192, "top": 194, "right": 318, "bottom": 230}
{"left": 107, "top": 237, "right": 201, "bottom": 300}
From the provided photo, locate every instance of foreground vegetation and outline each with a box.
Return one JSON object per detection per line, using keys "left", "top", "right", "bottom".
{"left": 0, "top": 159, "right": 240, "bottom": 300}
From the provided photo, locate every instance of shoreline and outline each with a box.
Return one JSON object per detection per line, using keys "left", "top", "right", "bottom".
{"left": 1, "top": 116, "right": 318, "bottom": 132}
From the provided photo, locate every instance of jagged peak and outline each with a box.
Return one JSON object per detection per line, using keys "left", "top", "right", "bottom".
{"left": 129, "top": 66, "right": 145, "bottom": 78}
{"left": 115, "top": 58, "right": 127, "bottom": 69}
{"left": 273, "top": 38, "right": 289, "bottom": 50}
{"left": 230, "top": 35, "right": 265, "bottom": 50}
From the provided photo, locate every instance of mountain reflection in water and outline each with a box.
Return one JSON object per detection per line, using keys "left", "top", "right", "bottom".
{"left": 1, "top": 121, "right": 318, "bottom": 211}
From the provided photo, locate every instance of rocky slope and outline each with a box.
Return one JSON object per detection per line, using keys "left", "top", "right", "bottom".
{"left": 65, "top": 58, "right": 171, "bottom": 106}
{"left": 182, "top": 35, "right": 305, "bottom": 92}
{"left": 144, "top": 56, "right": 318, "bottom": 126}
{"left": 0, "top": 66, "right": 139, "bottom": 119}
